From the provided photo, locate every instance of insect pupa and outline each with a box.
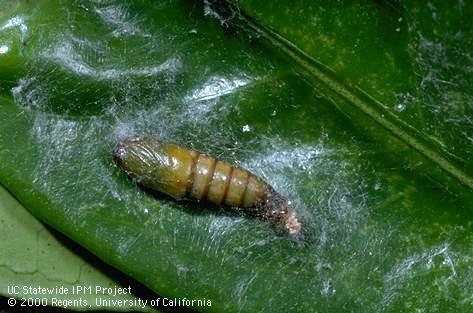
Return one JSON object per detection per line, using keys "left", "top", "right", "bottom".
{"left": 113, "top": 137, "right": 301, "bottom": 235}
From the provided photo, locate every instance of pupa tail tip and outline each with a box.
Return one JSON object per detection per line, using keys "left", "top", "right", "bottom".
{"left": 285, "top": 211, "right": 301, "bottom": 235}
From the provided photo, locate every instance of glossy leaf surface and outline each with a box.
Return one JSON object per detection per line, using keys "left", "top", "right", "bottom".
{"left": 224, "top": 0, "right": 473, "bottom": 186}
{"left": 0, "top": 1, "right": 472, "bottom": 312}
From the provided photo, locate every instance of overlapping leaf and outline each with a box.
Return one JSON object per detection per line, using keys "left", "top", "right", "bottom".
{"left": 0, "top": 1, "right": 472, "bottom": 312}
{"left": 0, "top": 185, "right": 155, "bottom": 312}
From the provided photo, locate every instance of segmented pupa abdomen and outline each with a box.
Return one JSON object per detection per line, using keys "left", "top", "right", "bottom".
{"left": 113, "top": 137, "right": 301, "bottom": 234}
{"left": 113, "top": 137, "right": 267, "bottom": 207}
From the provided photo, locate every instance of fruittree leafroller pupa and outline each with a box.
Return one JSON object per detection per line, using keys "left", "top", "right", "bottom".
{"left": 113, "top": 137, "right": 301, "bottom": 234}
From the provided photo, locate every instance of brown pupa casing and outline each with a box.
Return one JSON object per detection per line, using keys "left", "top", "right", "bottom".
{"left": 113, "top": 137, "right": 300, "bottom": 234}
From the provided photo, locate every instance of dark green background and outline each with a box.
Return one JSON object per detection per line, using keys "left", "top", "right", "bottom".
{"left": 0, "top": 1, "right": 472, "bottom": 312}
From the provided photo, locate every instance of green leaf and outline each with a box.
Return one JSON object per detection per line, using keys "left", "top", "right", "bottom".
{"left": 0, "top": 184, "right": 156, "bottom": 312}
{"left": 0, "top": 1, "right": 472, "bottom": 312}
{"left": 219, "top": 0, "right": 473, "bottom": 188}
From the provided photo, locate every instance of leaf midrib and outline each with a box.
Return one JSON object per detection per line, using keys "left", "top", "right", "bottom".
{"left": 211, "top": 0, "right": 473, "bottom": 191}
